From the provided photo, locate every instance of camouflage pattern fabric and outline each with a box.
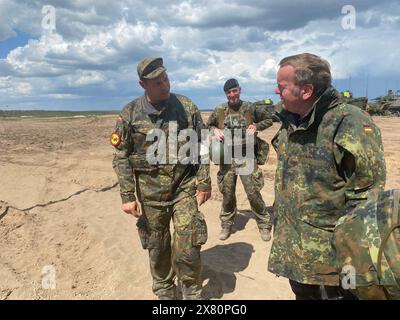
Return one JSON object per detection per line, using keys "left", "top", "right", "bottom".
{"left": 112, "top": 93, "right": 211, "bottom": 299}
{"left": 207, "top": 101, "right": 273, "bottom": 229}
{"left": 333, "top": 189, "right": 400, "bottom": 300}
{"left": 268, "top": 87, "right": 386, "bottom": 286}
{"left": 112, "top": 93, "right": 211, "bottom": 205}
{"left": 207, "top": 100, "right": 274, "bottom": 133}
{"left": 217, "top": 161, "right": 271, "bottom": 229}
{"left": 207, "top": 101, "right": 273, "bottom": 165}
{"left": 141, "top": 195, "right": 206, "bottom": 300}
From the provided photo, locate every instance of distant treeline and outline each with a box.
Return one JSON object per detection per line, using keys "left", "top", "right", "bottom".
{"left": 0, "top": 109, "right": 214, "bottom": 118}
{"left": 0, "top": 110, "right": 119, "bottom": 118}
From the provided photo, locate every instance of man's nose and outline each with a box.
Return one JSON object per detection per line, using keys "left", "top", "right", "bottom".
{"left": 275, "top": 87, "right": 281, "bottom": 95}
{"left": 162, "top": 81, "right": 170, "bottom": 90}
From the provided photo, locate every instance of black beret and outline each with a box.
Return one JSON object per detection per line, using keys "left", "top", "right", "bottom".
{"left": 223, "top": 78, "right": 239, "bottom": 92}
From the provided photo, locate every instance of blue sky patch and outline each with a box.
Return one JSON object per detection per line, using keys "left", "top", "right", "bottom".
{"left": 0, "top": 30, "right": 36, "bottom": 59}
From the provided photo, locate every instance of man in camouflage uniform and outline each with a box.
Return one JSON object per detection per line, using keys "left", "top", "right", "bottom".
{"left": 207, "top": 78, "right": 274, "bottom": 241}
{"left": 268, "top": 53, "right": 386, "bottom": 299}
{"left": 111, "top": 57, "right": 211, "bottom": 300}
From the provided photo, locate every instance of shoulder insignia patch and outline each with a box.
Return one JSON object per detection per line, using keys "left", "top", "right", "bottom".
{"left": 110, "top": 132, "right": 121, "bottom": 147}
{"left": 363, "top": 124, "right": 373, "bottom": 133}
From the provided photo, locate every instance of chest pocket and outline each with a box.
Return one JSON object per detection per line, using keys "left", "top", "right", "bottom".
{"left": 224, "top": 113, "right": 247, "bottom": 129}
{"left": 225, "top": 113, "right": 249, "bottom": 147}
{"left": 128, "top": 123, "right": 159, "bottom": 171}
{"left": 129, "top": 108, "right": 193, "bottom": 168}
{"left": 225, "top": 114, "right": 245, "bottom": 129}
{"left": 130, "top": 123, "right": 156, "bottom": 155}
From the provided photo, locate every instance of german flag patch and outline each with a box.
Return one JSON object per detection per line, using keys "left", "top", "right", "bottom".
{"left": 110, "top": 132, "right": 121, "bottom": 147}
{"left": 363, "top": 125, "right": 373, "bottom": 134}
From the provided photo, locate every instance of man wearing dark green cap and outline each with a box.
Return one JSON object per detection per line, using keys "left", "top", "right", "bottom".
{"left": 111, "top": 57, "right": 211, "bottom": 300}
{"left": 207, "top": 78, "right": 274, "bottom": 241}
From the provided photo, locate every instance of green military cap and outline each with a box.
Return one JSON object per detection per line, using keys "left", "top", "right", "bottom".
{"left": 137, "top": 57, "right": 166, "bottom": 80}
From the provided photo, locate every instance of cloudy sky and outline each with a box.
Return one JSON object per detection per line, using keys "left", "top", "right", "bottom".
{"left": 1, "top": 0, "right": 399, "bottom": 110}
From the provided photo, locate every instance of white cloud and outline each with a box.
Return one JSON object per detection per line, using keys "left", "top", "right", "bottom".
{"left": 68, "top": 71, "right": 106, "bottom": 86}
{"left": 0, "top": 76, "right": 33, "bottom": 96}
{"left": 45, "top": 93, "right": 80, "bottom": 99}
{"left": 2, "top": 19, "right": 162, "bottom": 77}
{"left": 169, "top": 0, "right": 261, "bottom": 27}
{"left": 174, "top": 50, "right": 278, "bottom": 90}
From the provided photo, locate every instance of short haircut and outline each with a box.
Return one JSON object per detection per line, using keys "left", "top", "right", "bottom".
{"left": 279, "top": 53, "right": 332, "bottom": 97}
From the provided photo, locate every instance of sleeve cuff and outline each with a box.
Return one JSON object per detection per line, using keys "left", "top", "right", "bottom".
{"left": 196, "top": 184, "right": 211, "bottom": 192}
{"left": 121, "top": 193, "right": 136, "bottom": 204}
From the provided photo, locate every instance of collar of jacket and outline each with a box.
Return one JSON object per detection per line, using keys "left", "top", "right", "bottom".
{"left": 277, "top": 86, "right": 340, "bottom": 131}
{"left": 227, "top": 100, "right": 243, "bottom": 112}
{"left": 141, "top": 95, "right": 170, "bottom": 116}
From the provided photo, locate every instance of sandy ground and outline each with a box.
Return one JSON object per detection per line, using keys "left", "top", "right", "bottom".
{"left": 0, "top": 114, "right": 399, "bottom": 300}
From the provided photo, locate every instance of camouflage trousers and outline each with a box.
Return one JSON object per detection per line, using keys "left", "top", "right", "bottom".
{"left": 217, "top": 161, "right": 271, "bottom": 229}
{"left": 139, "top": 195, "right": 207, "bottom": 300}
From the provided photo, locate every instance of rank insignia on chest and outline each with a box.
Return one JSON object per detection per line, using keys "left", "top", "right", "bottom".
{"left": 110, "top": 132, "right": 121, "bottom": 147}
{"left": 363, "top": 125, "right": 373, "bottom": 133}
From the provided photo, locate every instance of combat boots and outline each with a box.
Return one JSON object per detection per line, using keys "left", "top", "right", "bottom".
{"left": 259, "top": 227, "right": 272, "bottom": 241}
{"left": 157, "top": 286, "right": 177, "bottom": 300}
{"left": 158, "top": 294, "right": 176, "bottom": 300}
{"left": 219, "top": 225, "right": 232, "bottom": 240}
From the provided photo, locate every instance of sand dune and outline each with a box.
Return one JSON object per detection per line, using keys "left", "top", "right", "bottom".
{"left": 0, "top": 115, "right": 399, "bottom": 300}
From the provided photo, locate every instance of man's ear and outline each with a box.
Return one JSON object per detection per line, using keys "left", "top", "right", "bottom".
{"left": 139, "top": 80, "right": 146, "bottom": 90}
{"left": 302, "top": 84, "right": 314, "bottom": 100}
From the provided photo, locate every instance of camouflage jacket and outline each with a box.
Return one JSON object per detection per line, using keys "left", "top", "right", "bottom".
{"left": 112, "top": 93, "right": 211, "bottom": 206}
{"left": 207, "top": 100, "right": 274, "bottom": 131}
{"left": 267, "top": 87, "right": 386, "bottom": 285}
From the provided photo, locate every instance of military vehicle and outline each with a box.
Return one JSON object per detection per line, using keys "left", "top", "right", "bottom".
{"left": 366, "top": 100, "right": 386, "bottom": 116}
{"left": 369, "top": 90, "right": 400, "bottom": 116}
{"left": 254, "top": 98, "right": 281, "bottom": 121}
{"left": 339, "top": 90, "right": 368, "bottom": 111}
{"left": 255, "top": 98, "right": 274, "bottom": 112}
{"left": 254, "top": 90, "right": 400, "bottom": 118}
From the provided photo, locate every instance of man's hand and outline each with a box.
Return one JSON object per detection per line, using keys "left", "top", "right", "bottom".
{"left": 247, "top": 124, "right": 257, "bottom": 135}
{"left": 196, "top": 190, "right": 211, "bottom": 207}
{"left": 214, "top": 128, "right": 225, "bottom": 141}
{"left": 122, "top": 201, "right": 141, "bottom": 218}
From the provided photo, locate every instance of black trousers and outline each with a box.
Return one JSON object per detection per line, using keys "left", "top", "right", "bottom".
{"left": 289, "top": 279, "right": 358, "bottom": 300}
